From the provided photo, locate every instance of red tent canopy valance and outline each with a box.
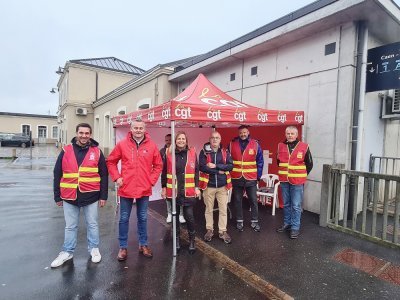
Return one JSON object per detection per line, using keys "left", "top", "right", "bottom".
{"left": 112, "top": 73, "right": 304, "bottom": 128}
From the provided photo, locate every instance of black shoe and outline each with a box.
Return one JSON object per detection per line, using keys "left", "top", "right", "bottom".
{"left": 189, "top": 238, "right": 196, "bottom": 254}
{"left": 290, "top": 230, "right": 300, "bottom": 239}
{"left": 236, "top": 222, "right": 244, "bottom": 232}
{"left": 188, "top": 232, "right": 196, "bottom": 254}
{"left": 276, "top": 224, "right": 291, "bottom": 233}
{"left": 251, "top": 222, "right": 261, "bottom": 232}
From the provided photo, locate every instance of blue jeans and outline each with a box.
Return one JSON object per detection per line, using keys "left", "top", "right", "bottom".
{"left": 62, "top": 201, "right": 99, "bottom": 253}
{"left": 119, "top": 196, "right": 149, "bottom": 248}
{"left": 280, "top": 182, "right": 304, "bottom": 231}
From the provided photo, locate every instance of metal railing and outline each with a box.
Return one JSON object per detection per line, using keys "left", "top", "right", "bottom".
{"left": 320, "top": 164, "right": 400, "bottom": 248}
{"left": 368, "top": 154, "right": 400, "bottom": 210}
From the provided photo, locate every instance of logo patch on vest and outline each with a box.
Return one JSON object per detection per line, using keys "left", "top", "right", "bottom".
{"left": 248, "top": 149, "right": 255, "bottom": 155}
{"left": 297, "top": 152, "right": 303, "bottom": 159}
{"left": 89, "top": 152, "right": 95, "bottom": 160}
{"left": 190, "top": 162, "right": 195, "bottom": 169}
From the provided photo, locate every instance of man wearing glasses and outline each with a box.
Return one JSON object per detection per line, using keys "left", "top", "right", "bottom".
{"left": 199, "top": 131, "right": 233, "bottom": 243}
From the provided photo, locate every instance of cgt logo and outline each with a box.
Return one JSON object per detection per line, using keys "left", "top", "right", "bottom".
{"left": 207, "top": 110, "right": 222, "bottom": 121}
{"left": 175, "top": 107, "right": 192, "bottom": 119}
{"left": 147, "top": 111, "right": 155, "bottom": 122}
{"left": 278, "top": 113, "right": 287, "bottom": 124}
{"left": 234, "top": 112, "right": 246, "bottom": 122}
{"left": 162, "top": 108, "right": 171, "bottom": 119}
{"left": 295, "top": 113, "right": 303, "bottom": 124}
{"left": 201, "top": 98, "right": 249, "bottom": 108}
{"left": 257, "top": 112, "right": 268, "bottom": 122}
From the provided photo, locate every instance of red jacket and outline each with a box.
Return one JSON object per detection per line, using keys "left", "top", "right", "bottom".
{"left": 106, "top": 132, "right": 163, "bottom": 198}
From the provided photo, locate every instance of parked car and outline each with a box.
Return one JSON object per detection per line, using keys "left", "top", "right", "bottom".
{"left": 0, "top": 134, "right": 33, "bottom": 148}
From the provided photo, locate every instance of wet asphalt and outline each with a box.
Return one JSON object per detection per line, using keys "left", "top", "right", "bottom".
{"left": 0, "top": 145, "right": 399, "bottom": 299}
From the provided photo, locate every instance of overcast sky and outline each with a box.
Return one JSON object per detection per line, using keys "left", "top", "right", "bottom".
{"left": 0, "top": 0, "right": 399, "bottom": 115}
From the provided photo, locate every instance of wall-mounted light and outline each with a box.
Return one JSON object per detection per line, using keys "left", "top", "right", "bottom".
{"left": 56, "top": 67, "right": 65, "bottom": 75}
{"left": 50, "top": 88, "right": 57, "bottom": 94}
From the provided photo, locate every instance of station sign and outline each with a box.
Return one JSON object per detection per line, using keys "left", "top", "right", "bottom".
{"left": 366, "top": 41, "right": 400, "bottom": 92}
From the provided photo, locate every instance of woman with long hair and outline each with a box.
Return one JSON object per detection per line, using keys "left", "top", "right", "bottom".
{"left": 161, "top": 131, "right": 200, "bottom": 254}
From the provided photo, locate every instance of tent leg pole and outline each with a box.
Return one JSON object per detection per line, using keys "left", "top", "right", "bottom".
{"left": 171, "top": 121, "right": 177, "bottom": 257}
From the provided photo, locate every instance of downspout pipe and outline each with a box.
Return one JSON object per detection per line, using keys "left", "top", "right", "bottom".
{"left": 351, "top": 21, "right": 368, "bottom": 172}
{"left": 349, "top": 21, "right": 368, "bottom": 219}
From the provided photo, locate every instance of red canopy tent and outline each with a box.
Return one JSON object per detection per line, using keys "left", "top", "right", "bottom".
{"left": 112, "top": 73, "right": 304, "bottom": 128}
{"left": 112, "top": 73, "right": 304, "bottom": 256}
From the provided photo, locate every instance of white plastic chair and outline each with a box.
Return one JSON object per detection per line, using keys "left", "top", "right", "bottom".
{"left": 257, "top": 174, "right": 280, "bottom": 216}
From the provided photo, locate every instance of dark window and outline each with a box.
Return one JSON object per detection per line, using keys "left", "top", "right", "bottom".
{"left": 230, "top": 73, "right": 236, "bottom": 81}
{"left": 22, "top": 125, "right": 30, "bottom": 136}
{"left": 138, "top": 104, "right": 149, "bottom": 110}
{"left": 251, "top": 66, "right": 258, "bottom": 76}
{"left": 325, "top": 42, "right": 336, "bottom": 55}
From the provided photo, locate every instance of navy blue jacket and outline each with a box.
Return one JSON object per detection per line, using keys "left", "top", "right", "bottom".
{"left": 199, "top": 143, "right": 233, "bottom": 188}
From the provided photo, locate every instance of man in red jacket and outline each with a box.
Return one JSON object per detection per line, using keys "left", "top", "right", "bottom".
{"left": 107, "top": 119, "right": 163, "bottom": 260}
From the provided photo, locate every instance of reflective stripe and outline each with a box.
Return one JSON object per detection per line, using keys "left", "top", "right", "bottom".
{"left": 185, "top": 183, "right": 195, "bottom": 187}
{"left": 60, "top": 183, "right": 78, "bottom": 188}
{"left": 166, "top": 183, "right": 177, "bottom": 188}
{"left": 288, "top": 165, "right": 306, "bottom": 170}
{"left": 288, "top": 173, "right": 307, "bottom": 178}
{"left": 278, "top": 171, "right": 288, "bottom": 175}
{"left": 241, "top": 161, "right": 256, "bottom": 166}
{"left": 279, "top": 163, "right": 289, "bottom": 167}
{"left": 79, "top": 177, "right": 100, "bottom": 183}
{"left": 232, "top": 161, "right": 255, "bottom": 166}
{"left": 233, "top": 167, "right": 257, "bottom": 172}
{"left": 62, "top": 173, "right": 79, "bottom": 178}
{"left": 79, "top": 167, "right": 98, "bottom": 172}
{"left": 242, "top": 169, "right": 257, "bottom": 172}
{"left": 167, "top": 174, "right": 194, "bottom": 178}
{"left": 199, "top": 177, "right": 208, "bottom": 182}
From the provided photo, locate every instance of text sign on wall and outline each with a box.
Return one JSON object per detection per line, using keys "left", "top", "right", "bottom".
{"left": 366, "top": 41, "right": 400, "bottom": 92}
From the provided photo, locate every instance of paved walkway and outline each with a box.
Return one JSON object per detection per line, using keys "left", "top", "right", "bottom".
{"left": 0, "top": 155, "right": 399, "bottom": 299}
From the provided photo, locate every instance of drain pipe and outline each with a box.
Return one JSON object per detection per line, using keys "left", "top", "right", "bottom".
{"left": 349, "top": 21, "right": 368, "bottom": 218}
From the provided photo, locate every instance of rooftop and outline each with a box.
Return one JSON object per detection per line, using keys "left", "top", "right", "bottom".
{"left": 69, "top": 57, "right": 145, "bottom": 75}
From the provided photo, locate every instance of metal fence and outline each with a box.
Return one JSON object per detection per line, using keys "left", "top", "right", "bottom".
{"left": 368, "top": 155, "right": 400, "bottom": 210}
{"left": 320, "top": 164, "right": 400, "bottom": 248}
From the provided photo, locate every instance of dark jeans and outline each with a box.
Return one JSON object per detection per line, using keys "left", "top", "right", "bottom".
{"left": 173, "top": 204, "right": 195, "bottom": 235}
{"left": 119, "top": 196, "right": 149, "bottom": 247}
{"left": 233, "top": 184, "right": 258, "bottom": 222}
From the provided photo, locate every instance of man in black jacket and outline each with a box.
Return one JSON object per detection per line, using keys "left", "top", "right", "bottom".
{"left": 51, "top": 123, "right": 108, "bottom": 268}
{"left": 199, "top": 131, "right": 233, "bottom": 244}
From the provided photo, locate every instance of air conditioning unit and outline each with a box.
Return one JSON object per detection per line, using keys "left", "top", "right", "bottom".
{"left": 381, "top": 89, "right": 400, "bottom": 119}
{"left": 392, "top": 89, "right": 400, "bottom": 112}
{"left": 75, "top": 107, "right": 88, "bottom": 116}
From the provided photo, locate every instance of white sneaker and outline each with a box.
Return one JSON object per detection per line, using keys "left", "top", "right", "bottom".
{"left": 179, "top": 214, "right": 186, "bottom": 224}
{"left": 51, "top": 251, "right": 73, "bottom": 268}
{"left": 166, "top": 213, "right": 172, "bottom": 223}
{"left": 90, "top": 248, "right": 101, "bottom": 263}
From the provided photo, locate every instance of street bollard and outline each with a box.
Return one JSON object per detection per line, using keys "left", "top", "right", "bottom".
{"left": 12, "top": 149, "right": 17, "bottom": 159}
